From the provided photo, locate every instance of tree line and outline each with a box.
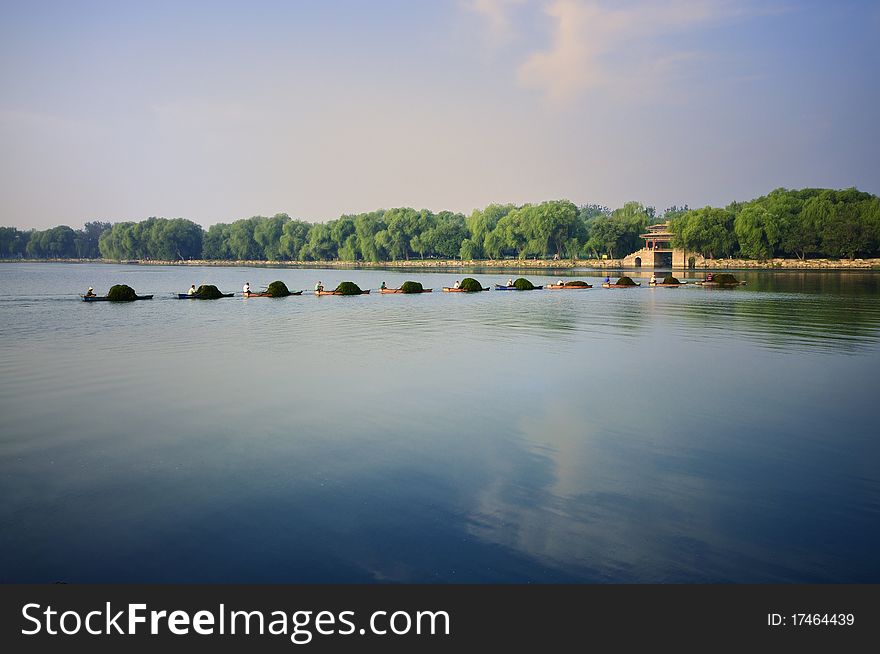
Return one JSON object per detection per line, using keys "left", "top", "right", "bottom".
{"left": 671, "top": 188, "right": 880, "bottom": 260}
{"left": 2, "top": 188, "right": 878, "bottom": 262}
{"left": 0, "top": 222, "right": 110, "bottom": 259}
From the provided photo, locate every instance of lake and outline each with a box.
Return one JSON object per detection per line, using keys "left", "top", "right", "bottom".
{"left": 1, "top": 263, "right": 879, "bottom": 583}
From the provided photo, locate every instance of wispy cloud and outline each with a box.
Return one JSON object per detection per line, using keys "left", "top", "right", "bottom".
{"left": 469, "top": 0, "right": 778, "bottom": 104}
{"left": 466, "top": 0, "right": 527, "bottom": 45}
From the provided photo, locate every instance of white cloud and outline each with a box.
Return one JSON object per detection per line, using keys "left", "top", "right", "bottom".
{"left": 466, "top": 0, "right": 527, "bottom": 45}
{"left": 468, "top": 0, "right": 773, "bottom": 104}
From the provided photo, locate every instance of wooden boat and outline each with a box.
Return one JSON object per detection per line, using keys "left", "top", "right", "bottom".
{"left": 494, "top": 284, "right": 544, "bottom": 290}
{"left": 648, "top": 282, "right": 685, "bottom": 287}
{"left": 243, "top": 290, "right": 304, "bottom": 297}
{"left": 177, "top": 293, "right": 235, "bottom": 299}
{"left": 601, "top": 283, "right": 641, "bottom": 288}
{"left": 315, "top": 290, "right": 371, "bottom": 295}
{"left": 695, "top": 281, "right": 747, "bottom": 286}
{"left": 546, "top": 283, "right": 592, "bottom": 289}
{"left": 82, "top": 294, "right": 153, "bottom": 302}
{"left": 442, "top": 287, "right": 489, "bottom": 292}
{"left": 379, "top": 288, "right": 433, "bottom": 294}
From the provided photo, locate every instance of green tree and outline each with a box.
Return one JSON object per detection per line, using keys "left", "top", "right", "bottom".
{"left": 0, "top": 227, "right": 28, "bottom": 257}
{"left": 75, "top": 221, "right": 111, "bottom": 258}
{"left": 382, "top": 208, "right": 422, "bottom": 261}
{"left": 329, "top": 216, "right": 357, "bottom": 260}
{"left": 254, "top": 214, "right": 291, "bottom": 261}
{"left": 734, "top": 205, "right": 778, "bottom": 260}
{"left": 425, "top": 211, "right": 467, "bottom": 258}
{"left": 521, "top": 200, "right": 580, "bottom": 258}
{"left": 227, "top": 218, "right": 263, "bottom": 260}
{"left": 466, "top": 204, "right": 514, "bottom": 259}
{"left": 610, "top": 202, "right": 651, "bottom": 256}
{"left": 671, "top": 207, "right": 737, "bottom": 258}
{"left": 203, "top": 223, "right": 232, "bottom": 259}
{"left": 584, "top": 215, "right": 624, "bottom": 258}
{"left": 279, "top": 219, "right": 312, "bottom": 260}
{"left": 820, "top": 201, "right": 871, "bottom": 259}
{"left": 300, "top": 223, "right": 336, "bottom": 260}
{"left": 459, "top": 238, "right": 479, "bottom": 260}
{"left": 353, "top": 211, "right": 387, "bottom": 262}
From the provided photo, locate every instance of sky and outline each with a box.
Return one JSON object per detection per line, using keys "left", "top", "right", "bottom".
{"left": 1, "top": 0, "right": 878, "bottom": 229}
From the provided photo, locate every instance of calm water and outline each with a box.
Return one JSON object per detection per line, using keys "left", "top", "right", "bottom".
{"left": 1, "top": 263, "right": 879, "bottom": 583}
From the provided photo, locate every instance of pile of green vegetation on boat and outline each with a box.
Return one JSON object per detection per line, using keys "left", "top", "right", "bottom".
{"left": 334, "top": 281, "right": 363, "bottom": 295}
{"left": 566, "top": 280, "right": 590, "bottom": 287}
{"left": 195, "top": 284, "right": 224, "bottom": 299}
{"left": 266, "top": 281, "right": 292, "bottom": 297}
{"left": 400, "top": 281, "right": 423, "bottom": 293}
{"left": 663, "top": 275, "right": 681, "bottom": 285}
{"left": 712, "top": 273, "right": 740, "bottom": 285}
{"left": 459, "top": 278, "right": 484, "bottom": 292}
{"left": 513, "top": 278, "right": 535, "bottom": 290}
{"left": 106, "top": 284, "right": 138, "bottom": 301}
{"left": 616, "top": 276, "right": 637, "bottom": 286}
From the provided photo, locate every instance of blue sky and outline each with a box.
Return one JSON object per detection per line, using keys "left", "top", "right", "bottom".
{"left": 1, "top": 0, "right": 878, "bottom": 229}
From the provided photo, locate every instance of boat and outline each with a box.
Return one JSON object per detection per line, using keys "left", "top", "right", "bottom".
{"left": 379, "top": 288, "right": 433, "bottom": 294}
{"left": 695, "top": 281, "right": 747, "bottom": 286}
{"left": 442, "top": 287, "right": 489, "bottom": 292}
{"left": 494, "top": 284, "right": 544, "bottom": 291}
{"left": 243, "top": 290, "right": 304, "bottom": 297}
{"left": 82, "top": 294, "right": 153, "bottom": 302}
{"left": 315, "top": 290, "right": 371, "bottom": 295}
{"left": 546, "top": 283, "right": 592, "bottom": 289}
{"left": 177, "top": 293, "right": 235, "bottom": 299}
{"left": 601, "top": 283, "right": 641, "bottom": 288}
{"left": 648, "top": 282, "right": 685, "bottom": 288}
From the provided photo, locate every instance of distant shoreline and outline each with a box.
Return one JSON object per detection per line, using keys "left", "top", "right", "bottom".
{"left": 2, "top": 257, "right": 879, "bottom": 270}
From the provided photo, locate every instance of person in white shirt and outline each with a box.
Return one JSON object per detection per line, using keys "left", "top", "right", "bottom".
{"left": 506, "top": 278, "right": 513, "bottom": 287}
{"left": 243, "top": 282, "right": 250, "bottom": 295}
{"left": 187, "top": 284, "right": 197, "bottom": 296}
{"left": 650, "top": 273, "right": 656, "bottom": 285}
{"left": 315, "top": 281, "right": 324, "bottom": 293}
{"left": 558, "top": 279, "right": 565, "bottom": 287}
{"left": 453, "top": 280, "right": 460, "bottom": 289}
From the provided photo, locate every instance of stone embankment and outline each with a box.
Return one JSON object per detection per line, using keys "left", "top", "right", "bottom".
{"left": 3, "top": 257, "right": 879, "bottom": 269}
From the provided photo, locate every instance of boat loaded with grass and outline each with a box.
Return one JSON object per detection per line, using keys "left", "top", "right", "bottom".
{"left": 649, "top": 275, "right": 685, "bottom": 287}
{"left": 546, "top": 280, "right": 592, "bottom": 289}
{"left": 443, "top": 277, "right": 488, "bottom": 292}
{"left": 696, "top": 273, "right": 746, "bottom": 286}
{"left": 82, "top": 284, "right": 153, "bottom": 302}
{"left": 379, "top": 281, "right": 432, "bottom": 294}
{"left": 244, "top": 281, "right": 303, "bottom": 297}
{"left": 317, "top": 281, "right": 371, "bottom": 296}
{"left": 602, "top": 276, "right": 641, "bottom": 288}
{"left": 178, "top": 284, "right": 234, "bottom": 299}
{"left": 495, "top": 278, "right": 543, "bottom": 291}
